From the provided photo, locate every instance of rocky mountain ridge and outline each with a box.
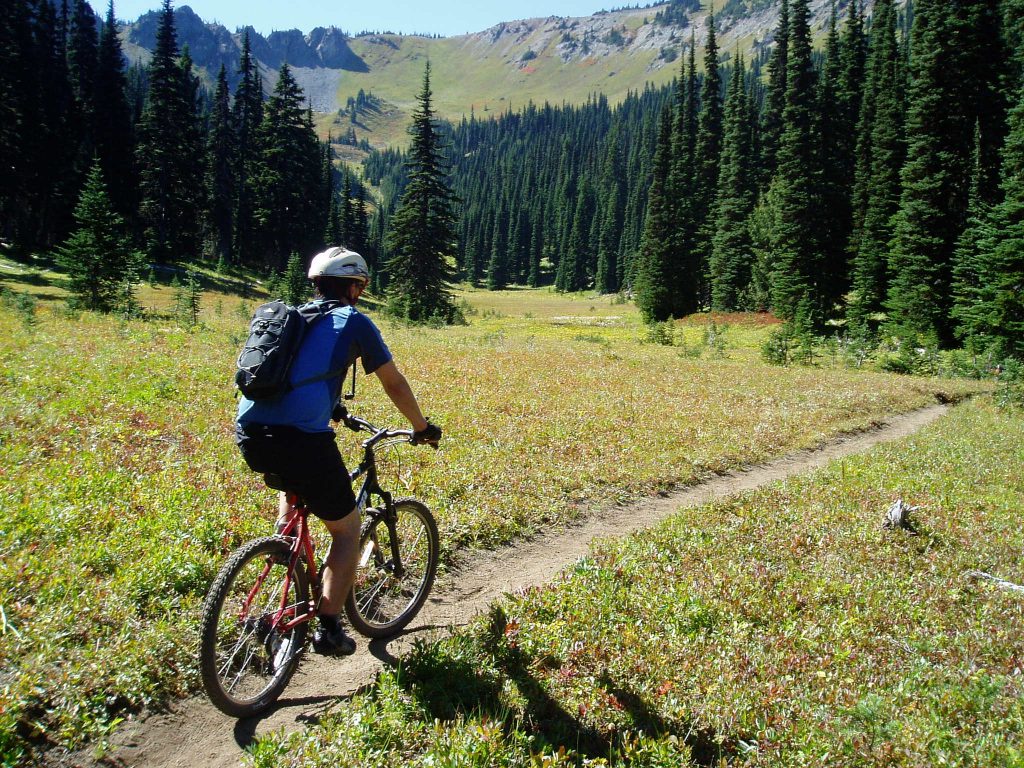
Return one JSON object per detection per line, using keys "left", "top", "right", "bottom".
{"left": 119, "top": 1, "right": 867, "bottom": 120}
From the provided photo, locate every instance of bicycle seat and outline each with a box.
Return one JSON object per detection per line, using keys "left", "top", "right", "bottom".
{"left": 263, "top": 473, "right": 290, "bottom": 492}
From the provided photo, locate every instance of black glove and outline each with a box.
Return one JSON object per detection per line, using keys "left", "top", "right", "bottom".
{"left": 331, "top": 402, "right": 348, "bottom": 422}
{"left": 412, "top": 420, "right": 442, "bottom": 447}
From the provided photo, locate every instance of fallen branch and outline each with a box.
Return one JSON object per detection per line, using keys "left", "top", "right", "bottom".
{"left": 964, "top": 570, "right": 1024, "bottom": 595}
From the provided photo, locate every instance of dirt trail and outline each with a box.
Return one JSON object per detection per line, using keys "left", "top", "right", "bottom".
{"left": 99, "top": 404, "right": 949, "bottom": 768}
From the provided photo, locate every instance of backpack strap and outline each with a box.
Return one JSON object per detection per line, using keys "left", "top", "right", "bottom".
{"left": 290, "top": 300, "right": 350, "bottom": 390}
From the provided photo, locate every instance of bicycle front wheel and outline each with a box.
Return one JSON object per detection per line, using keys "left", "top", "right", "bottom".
{"left": 345, "top": 498, "right": 439, "bottom": 638}
{"left": 199, "top": 536, "right": 309, "bottom": 717}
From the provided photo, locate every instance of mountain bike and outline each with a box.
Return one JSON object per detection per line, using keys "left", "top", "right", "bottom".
{"left": 198, "top": 414, "right": 440, "bottom": 718}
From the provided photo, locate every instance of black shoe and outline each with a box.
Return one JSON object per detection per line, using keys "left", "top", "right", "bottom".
{"left": 312, "top": 623, "right": 356, "bottom": 656}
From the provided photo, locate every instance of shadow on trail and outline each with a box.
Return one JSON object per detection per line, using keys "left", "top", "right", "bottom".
{"left": 232, "top": 693, "right": 336, "bottom": 748}
{"left": 391, "top": 606, "right": 738, "bottom": 766}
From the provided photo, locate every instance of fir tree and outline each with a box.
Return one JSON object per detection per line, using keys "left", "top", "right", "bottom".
{"left": 207, "top": 64, "right": 234, "bottom": 263}
{"left": 769, "top": 0, "right": 820, "bottom": 322}
{"left": 847, "top": 0, "right": 903, "bottom": 333}
{"left": 282, "top": 252, "right": 309, "bottom": 305}
{"left": 384, "top": 63, "right": 459, "bottom": 323}
{"left": 709, "top": 54, "right": 755, "bottom": 310}
{"left": 93, "top": 1, "right": 135, "bottom": 222}
{"left": 635, "top": 107, "right": 676, "bottom": 322}
{"left": 67, "top": 0, "right": 98, "bottom": 165}
{"left": 815, "top": 4, "right": 853, "bottom": 311}
{"left": 956, "top": 84, "right": 1024, "bottom": 358}
{"left": 760, "top": 0, "right": 789, "bottom": 188}
{"left": 251, "top": 64, "right": 323, "bottom": 269}
{"left": 886, "top": 0, "right": 969, "bottom": 345}
{"left": 136, "top": 0, "right": 204, "bottom": 263}
{"left": 667, "top": 36, "right": 701, "bottom": 316}
{"left": 950, "top": 124, "right": 992, "bottom": 349}
{"left": 55, "top": 161, "right": 142, "bottom": 313}
{"left": 595, "top": 128, "right": 625, "bottom": 293}
{"left": 692, "top": 7, "right": 724, "bottom": 304}
{"left": 233, "top": 30, "right": 263, "bottom": 266}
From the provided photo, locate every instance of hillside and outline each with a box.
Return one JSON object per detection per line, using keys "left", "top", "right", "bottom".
{"left": 120, "top": 0, "right": 849, "bottom": 148}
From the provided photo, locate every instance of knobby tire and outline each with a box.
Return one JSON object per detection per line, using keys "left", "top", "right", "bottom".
{"left": 199, "top": 536, "right": 309, "bottom": 718}
{"left": 345, "top": 498, "right": 439, "bottom": 638}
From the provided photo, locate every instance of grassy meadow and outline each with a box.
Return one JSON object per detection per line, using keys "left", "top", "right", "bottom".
{"left": 250, "top": 397, "right": 1024, "bottom": 767}
{"left": 0, "top": 259, "right": 991, "bottom": 763}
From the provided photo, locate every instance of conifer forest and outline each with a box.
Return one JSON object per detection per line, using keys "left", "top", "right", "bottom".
{"left": 2, "top": 0, "right": 1023, "bottom": 357}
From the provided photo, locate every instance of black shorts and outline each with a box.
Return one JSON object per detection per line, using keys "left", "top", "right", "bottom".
{"left": 236, "top": 424, "right": 356, "bottom": 521}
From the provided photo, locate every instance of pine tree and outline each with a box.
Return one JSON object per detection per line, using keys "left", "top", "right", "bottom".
{"left": 666, "top": 36, "right": 701, "bottom": 314}
{"left": 595, "top": 129, "right": 625, "bottom": 293}
{"left": 760, "top": 0, "right": 789, "bottom": 188}
{"left": 956, "top": 84, "right": 1024, "bottom": 358}
{"left": 55, "top": 161, "right": 142, "bottom": 312}
{"left": 886, "top": 0, "right": 969, "bottom": 345}
{"left": 384, "top": 63, "right": 459, "bottom": 323}
{"left": 93, "top": 0, "right": 136, "bottom": 222}
{"left": 233, "top": 30, "right": 263, "bottom": 266}
{"left": 847, "top": 0, "right": 903, "bottom": 333}
{"left": 136, "top": 0, "right": 204, "bottom": 263}
{"left": 709, "top": 54, "right": 755, "bottom": 310}
{"left": 67, "top": 0, "right": 98, "bottom": 166}
{"left": 815, "top": 4, "right": 853, "bottom": 311}
{"left": 950, "top": 124, "right": 992, "bottom": 349}
{"left": 769, "top": 0, "right": 820, "bottom": 323}
{"left": 207, "top": 64, "right": 234, "bottom": 263}
{"left": 0, "top": 0, "right": 33, "bottom": 246}
{"left": 251, "top": 64, "right": 323, "bottom": 269}
{"left": 692, "top": 7, "right": 724, "bottom": 305}
{"left": 635, "top": 107, "right": 676, "bottom": 322}
{"left": 487, "top": 197, "right": 508, "bottom": 290}
{"left": 282, "top": 252, "right": 310, "bottom": 305}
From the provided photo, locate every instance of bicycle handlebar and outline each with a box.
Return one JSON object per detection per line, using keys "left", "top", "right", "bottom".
{"left": 335, "top": 404, "right": 438, "bottom": 449}
{"left": 343, "top": 413, "right": 413, "bottom": 447}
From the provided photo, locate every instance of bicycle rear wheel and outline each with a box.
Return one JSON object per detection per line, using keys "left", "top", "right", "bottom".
{"left": 199, "top": 536, "right": 309, "bottom": 717}
{"left": 345, "top": 498, "right": 439, "bottom": 638}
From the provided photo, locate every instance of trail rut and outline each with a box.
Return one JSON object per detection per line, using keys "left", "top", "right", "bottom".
{"left": 98, "top": 404, "right": 949, "bottom": 768}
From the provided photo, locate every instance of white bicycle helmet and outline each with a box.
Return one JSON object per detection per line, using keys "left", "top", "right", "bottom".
{"left": 307, "top": 247, "right": 370, "bottom": 285}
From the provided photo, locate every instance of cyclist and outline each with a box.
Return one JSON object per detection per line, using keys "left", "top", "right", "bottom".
{"left": 235, "top": 247, "right": 441, "bottom": 655}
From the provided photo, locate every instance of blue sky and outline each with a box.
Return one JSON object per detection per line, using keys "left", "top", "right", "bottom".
{"left": 111, "top": 0, "right": 617, "bottom": 37}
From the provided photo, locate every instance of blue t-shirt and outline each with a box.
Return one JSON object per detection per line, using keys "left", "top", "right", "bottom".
{"left": 237, "top": 304, "right": 392, "bottom": 433}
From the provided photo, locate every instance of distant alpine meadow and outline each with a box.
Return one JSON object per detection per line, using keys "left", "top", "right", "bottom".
{"left": 0, "top": 264, "right": 989, "bottom": 763}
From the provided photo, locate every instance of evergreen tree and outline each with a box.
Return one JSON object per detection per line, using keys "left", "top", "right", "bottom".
{"left": 950, "top": 124, "right": 992, "bottom": 349}
{"left": 595, "top": 128, "right": 625, "bottom": 293}
{"left": 207, "top": 64, "right": 234, "bottom": 263}
{"left": 760, "top": 0, "right": 789, "bottom": 187}
{"left": 21, "top": 0, "right": 78, "bottom": 246}
{"left": 955, "top": 0, "right": 1010, "bottom": 205}
{"left": 384, "top": 63, "right": 460, "bottom": 323}
{"left": 815, "top": 4, "right": 853, "bottom": 311}
{"left": 67, "top": 0, "right": 98, "bottom": 165}
{"left": 233, "top": 30, "right": 263, "bottom": 265}
{"left": 282, "top": 252, "right": 310, "bottom": 305}
{"left": 956, "top": 84, "right": 1024, "bottom": 358}
{"left": 93, "top": 0, "right": 136, "bottom": 222}
{"left": 635, "top": 107, "right": 676, "bottom": 322}
{"left": 692, "top": 7, "right": 724, "bottom": 305}
{"left": 251, "top": 64, "right": 323, "bottom": 269}
{"left": 848, "top": 0, "right": 903, "bottom": 333}
{"left": 55, "top": 161, "right": 142, "bottom": 312}
{"left": 886, "top": 0, "right": 969, "bottom": 344}
{"left": 486, "top": 197, "right": 509, "bottom": 291}
{"left": 709, "top": 54, "right": 755, "bottom": 310}
{"left": 663, "top": 38, "right": 700, "bottom": 313}
{"left": 769, "top": 0, "right": 820, "bottom": 322}
{"left": 0, "top": 0, "right": 32, "bottom": 246}
{"left": 136, "top": 0, "right": 204, "bottom": 263}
